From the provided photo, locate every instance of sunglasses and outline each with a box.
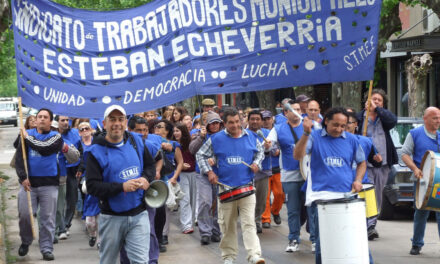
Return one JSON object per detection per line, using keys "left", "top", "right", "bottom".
{"left": 79, "top": 127, "right": 90, "bottom": 132}
{"left": 155, "top": 125, "right": 165, "bottom": 129}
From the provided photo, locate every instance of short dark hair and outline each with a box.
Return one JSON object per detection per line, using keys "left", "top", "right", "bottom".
{"left": 364, "top": 88, "right": 388, "bottom": 108}
{"left": 222, "top": 108, "right": 239, "bottom": 123}
{"left": 323, "top": 107, "right": 349, "bottom": 128}
{"left": 283, "top": 99, "right": 297, "bottom": 112}
{"left": 247, "top": 110, "right": 263, "bottom": 121}
{"left": 128, "top": 116, "right": 147, "bottom": 130}
{"left": 346, "top": 111, "right": 358, "bottom": 122}
{"left": 37, "top": 108, "right": 54, "bottom": 121}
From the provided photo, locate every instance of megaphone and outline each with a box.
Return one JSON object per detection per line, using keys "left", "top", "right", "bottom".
{"left": 144, "top": 180, "right": 169, "bottom": 208}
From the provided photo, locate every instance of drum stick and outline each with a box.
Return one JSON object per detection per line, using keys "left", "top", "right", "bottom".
{"left": 215, "top": 181, "right": 232, "bottom": 189}
{"left": 241, "top": 161, "right": 252, "bottom": 169}
{"left": 362, "top": 80, "right": 374, "bottom": 136}
{"left": 283, "top": 102, "right": 303, "bottom": 120}
{"left": 18, "top": 97, "right": 37, "bottom": 239}
{"left": 256, "top": 130, "right": 268, "bottom": 143}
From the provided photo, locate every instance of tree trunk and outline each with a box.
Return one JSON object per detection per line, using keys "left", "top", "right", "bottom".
{"left": 256, "top": 90, "right": 277, "bottom": 113}
{"left": 0, "top": 0, "right": 9, "bottom": 33}
{"left": 332, "top": 82, "right": 363, "bottom": 110}
{"left": 294, "top": 85, "right": 314, "bottom": 99}
{"left": 406, "top": 54, "right": 432, "bottom": 117}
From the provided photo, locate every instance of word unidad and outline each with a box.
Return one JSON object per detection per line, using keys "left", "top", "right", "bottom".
{"left": 43, "top": 17, "right": 341, "bottom": 81}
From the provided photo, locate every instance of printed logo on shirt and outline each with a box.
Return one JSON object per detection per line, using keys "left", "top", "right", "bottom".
{"left": 226, "top": 156, "right": 243, "bottom": 165}
{"left": 29, "top": 149, "right": 41, "bottom": 157}
{"left": 119, "top": 166, "right": 140, "bottom": 180}
{"left": 324, "top": 156, "right": 344, "bottom": 168}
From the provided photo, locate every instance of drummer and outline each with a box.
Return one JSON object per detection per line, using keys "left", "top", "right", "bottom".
{"left": 293, "top": 107, "right": 366, "bottom": 264}
{"left": 401, "top": 106, "right": 440, "bottom": 255}
{"left": 196, "top": 108, "right": 266, "bottom": 264}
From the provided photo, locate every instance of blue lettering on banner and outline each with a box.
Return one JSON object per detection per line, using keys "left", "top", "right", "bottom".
{"left": 12, "top": 0, "right": 382, "bottom": 118}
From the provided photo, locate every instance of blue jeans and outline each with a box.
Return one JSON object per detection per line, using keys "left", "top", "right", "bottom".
{"left": 311, "top": 204, "right": 374, "bottom": 264}
{"left": 282, "top": 181, "right": 303, "bottom": 242}
{"left": 307, "top": 205, "right": 317, "bottom": 243}
{"left": 412, "top": 208, "right": 440, "bottom": 247}
{"left": 99, "top": 210, "right": 150, "bottom": 264}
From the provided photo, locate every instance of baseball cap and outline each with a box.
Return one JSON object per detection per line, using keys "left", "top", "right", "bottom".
{"left": 295, "top": 94, "right": 310, "bottom": 102}
{"left": 103, "top": 105, "right": 127, "bottom": 119}
{"left": 202, "top": 98, "right": 215, "bottom": 106}
{"left": 261, "top": 110, "right": 272, "bottom": 119}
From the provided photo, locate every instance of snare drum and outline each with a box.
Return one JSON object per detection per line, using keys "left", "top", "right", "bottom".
{"left": 317, "top": 197, "right": 369, "bottom": 264}
{"left": 300, "top": 154, "right": 311, "bottom": 181}
{"left": 219, "top": 184, "right": 255, "bottom": 203}
{"left": 357, "top": 184, "right": 378, "bottom": 218}
{"left": 416, "top": 151, "right": 440, "bottom": 212}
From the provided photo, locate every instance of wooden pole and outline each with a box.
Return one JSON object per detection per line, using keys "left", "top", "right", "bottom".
{"left": 362, "top": 81, "right": 374, "bottom": 136}
{"left": 18, "top": 97, "right": 37, "bottom": 239}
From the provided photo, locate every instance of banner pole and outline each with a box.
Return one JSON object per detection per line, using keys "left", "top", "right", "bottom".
{"left": 362, "top": 80, "right": 374, "bottom": 136}
{"left": 18, "top": 98, "right": 37, "bottom": 239}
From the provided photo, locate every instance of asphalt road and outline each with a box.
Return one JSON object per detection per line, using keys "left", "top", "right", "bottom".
{"left": 1, "top": 125, "right": 439, "bottom": 264}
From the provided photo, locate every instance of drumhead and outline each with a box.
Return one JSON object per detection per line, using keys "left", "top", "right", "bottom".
{"left": 361, "top": 184, "right": 374, "bottom": 191}
{"left": 316, "top": 197, "right": 362, "bottom": 205}
{"left": 417, "top": 151, "right": 435, "bottom": 209}
{"left": 300, "top": 154, "right": 311, "bottom": 180}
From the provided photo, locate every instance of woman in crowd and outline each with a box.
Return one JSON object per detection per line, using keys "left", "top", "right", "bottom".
{"left": 181, "top": 114, "right": 195, "bottom": 135}
{"left": 77, "top": 122, "right": 100, "bottom": 248}
{"left": 153, "top": 119, "right": 183, "bottom": 250}
{"left": 162, "top": 105, "right": 175, "bottom": 121}
{"left": 171, "top": 106, "right": 188, "bottom": 124}
{"left": 173, "top": 123, "right": 197, "bottom": 234}
{"left": 24, "top": 115, "right": 37, "bottom": 130}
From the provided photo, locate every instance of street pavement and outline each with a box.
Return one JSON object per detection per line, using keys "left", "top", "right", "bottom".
{"left": 1, "top": 125, "right": 440, "bottom": 264}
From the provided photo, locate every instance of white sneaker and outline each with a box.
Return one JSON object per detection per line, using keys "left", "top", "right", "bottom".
{"left": 59, "top": 233, "right": 68, "bottom": 240}
{"left": 311, "top": 243, "right": 316, "bottom": 252}
{"left": 249, "top": 256, "right": 265, "bottom": 264}
{"left": 285, "top": 240, "right": 299, "bottom": 252}
{"left": 66, "top": 229, "right": 70, "bottom": 237}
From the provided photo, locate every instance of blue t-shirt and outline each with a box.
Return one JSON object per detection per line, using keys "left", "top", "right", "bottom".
{"left": 307, "top": 129, "right": 365, "bottom": 192}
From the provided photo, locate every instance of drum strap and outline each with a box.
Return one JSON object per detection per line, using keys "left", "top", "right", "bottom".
{"left": 288, "top": 124, "right": 299, "bottom": 144}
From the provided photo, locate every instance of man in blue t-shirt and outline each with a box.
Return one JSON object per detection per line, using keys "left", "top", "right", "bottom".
{"left": 196, "top": 108, "right": 266, "bottom": 264}
{"left": 56, "top": 115, "right": 82, "bottom": 234}
{"left": 294, "top": 107, "right": 366, "bottom": 264}
{"left": 401, "top": 107, "right": 440, "bottom": 256}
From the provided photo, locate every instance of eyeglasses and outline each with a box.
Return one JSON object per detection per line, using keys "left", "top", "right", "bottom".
{"left": 347, "top": 121, "right": 356, "bottom": 124}
{"left": 79, "top": 127, "right": 90, "bottom": 132}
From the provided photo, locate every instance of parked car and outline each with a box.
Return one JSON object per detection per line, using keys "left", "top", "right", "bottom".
{"left": 0, "top": 98, "right": 18, "bottom": 126}
{"left": 379, "top": 117, "right": 424, "bottom": 220}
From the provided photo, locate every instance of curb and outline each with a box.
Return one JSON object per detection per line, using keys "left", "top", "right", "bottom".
{"left": 0, "top": 178, "right": 7, "bottom": 264}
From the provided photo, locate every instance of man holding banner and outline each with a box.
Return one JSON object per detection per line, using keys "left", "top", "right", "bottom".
{"left": 15, "top": 108, "right": 64, "bottom": 261}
